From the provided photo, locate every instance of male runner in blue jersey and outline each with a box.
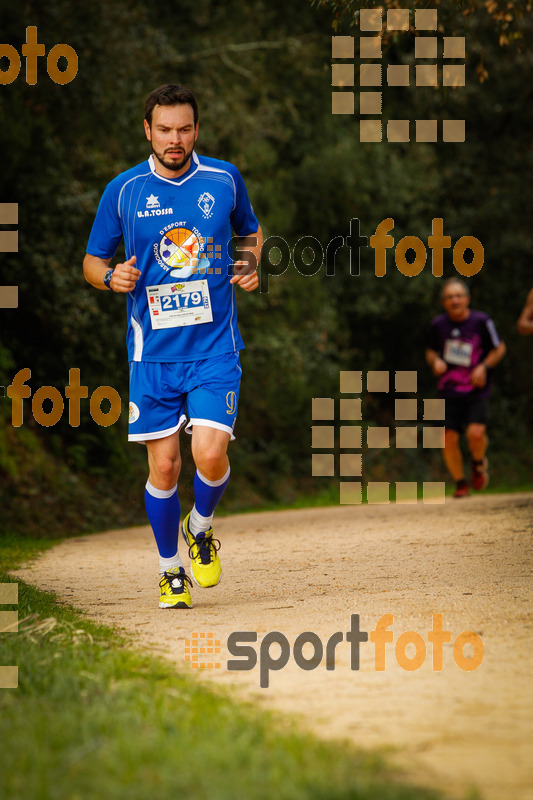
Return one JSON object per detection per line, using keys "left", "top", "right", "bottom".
{"left": 83, "top": 85, "right": 262, "bottom": 609}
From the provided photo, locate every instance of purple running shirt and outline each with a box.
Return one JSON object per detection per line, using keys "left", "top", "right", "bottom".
{"left": 427, "top": 310, "right": 501, "bottom": 399}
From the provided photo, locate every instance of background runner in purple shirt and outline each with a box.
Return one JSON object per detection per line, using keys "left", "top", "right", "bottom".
{"left": 426, "top": 278, "right": 506, "bottom": 498}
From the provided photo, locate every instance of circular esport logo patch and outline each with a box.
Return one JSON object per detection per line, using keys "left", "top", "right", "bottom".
{"left": 158, "top": 227, "right": 200, "bottom": 279}
{"left": 129, "top": 402, "right": 140, "bottom": 424}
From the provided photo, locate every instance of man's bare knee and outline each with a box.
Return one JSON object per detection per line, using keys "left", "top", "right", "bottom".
{"left": 146, "top": 434, "right": 181, "bottom": 487}
{"left": 445, "top": 429, "right": 460, "bottom": 446}
{"left": 154, "top": 454, "right": 181, "bottom": 480}
{"left": 195, "top": 450, "right": 227, "bottom": 480}
{"left": 466, "top": 425, "right": 486, "bottom": 446}
{"left": 191, "top": 427, "right": 230, "bottom": 480}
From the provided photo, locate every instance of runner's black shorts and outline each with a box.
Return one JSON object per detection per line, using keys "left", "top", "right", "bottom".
{"left": 444, "top": 395, "right": 489, "bottom": 433}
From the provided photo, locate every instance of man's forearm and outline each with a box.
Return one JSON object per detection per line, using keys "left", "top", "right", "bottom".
{"left": 234, "top": 226, "right": 263, "bottom": 274}
{"left": 83, "top": 253, "right": 140, "bottom": 293}
{"left": 425, "top": 348, "right": 440, "bottom": 369}
{"left": 83, "top": 254, "right": 112, "bottom": 290}
{"left": 517, "top": 313, "right": 533, "bottom": 335}
{"left": 517, "top": 291, "right": 533, "bottom": 335}
{"left": 482, "top": 342, "right": 506, "bottom": 369}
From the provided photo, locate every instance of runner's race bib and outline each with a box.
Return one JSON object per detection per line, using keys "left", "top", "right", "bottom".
{"left": 146, "top": 280, "right": 213, "bottom": 330}
{"left": 443, "top": 338, "right": 473, "bottom": 367}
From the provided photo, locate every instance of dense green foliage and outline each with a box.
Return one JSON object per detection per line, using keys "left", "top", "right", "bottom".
{"left": 0, "top": 0, "right": 532, "bottom": 537}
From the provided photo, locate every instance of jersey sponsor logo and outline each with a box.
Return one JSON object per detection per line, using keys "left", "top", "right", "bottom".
{"left": 198, "top": 191, "right": 215, "bottom": 219}
{"left": 129, "top": 402, "right": 140, "bottom": 424}
{"left": 153, "top": 224, "right": 211, "bottom": 277}
{"left": 146, "top": 194, "right": 160, "bottom": 209}
{"left": 226, "top": 391, "right": 237, "bottom": 415}
{"left": 137, "top": 206, "right": 173, "bottom": 218}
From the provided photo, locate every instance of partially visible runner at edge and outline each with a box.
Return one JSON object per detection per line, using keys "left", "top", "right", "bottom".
{"left": 517, "top": 288, "right": 533, "bottom": 335}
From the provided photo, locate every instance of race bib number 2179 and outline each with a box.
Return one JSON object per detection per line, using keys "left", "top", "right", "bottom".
{"left": 146, "top": 280, "right": 213, "bottom": 330}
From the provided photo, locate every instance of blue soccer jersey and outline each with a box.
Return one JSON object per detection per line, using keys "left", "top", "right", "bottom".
{"left": 86, "top": 152, "right": 258, "bottom": 362}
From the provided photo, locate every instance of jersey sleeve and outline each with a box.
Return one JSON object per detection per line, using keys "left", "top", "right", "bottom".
{"left": 228, "top": 165, "right": 259, "bottom": 237}
{"left": 481, "top": 315, "right": 501, "bottom": 351}
{"left": 86, "top": 179, "right": 123, "bottom": 258}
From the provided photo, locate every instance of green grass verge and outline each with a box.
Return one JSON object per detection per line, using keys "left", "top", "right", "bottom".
{"left": 0, "top": 531, "right": 59, "bottom": 571}
{"left": 0, "top": 542, "right": 457, "bottom": 800}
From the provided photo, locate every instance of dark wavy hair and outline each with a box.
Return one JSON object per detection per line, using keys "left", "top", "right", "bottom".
{"left": 144, "top": 84, "right": 199, "bottom": 127}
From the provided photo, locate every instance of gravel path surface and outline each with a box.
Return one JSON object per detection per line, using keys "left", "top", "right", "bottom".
{"left": 16, "top": 492, "right": 533, "bottom": 800}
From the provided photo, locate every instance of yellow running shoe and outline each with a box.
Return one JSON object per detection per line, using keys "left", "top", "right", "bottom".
{"left": 182, "top": 512, "right": 222, "bottom": 588}
{"left": 159, "top": 567, "right": 193, "bottom": 609}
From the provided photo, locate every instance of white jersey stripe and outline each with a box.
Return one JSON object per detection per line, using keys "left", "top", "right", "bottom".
{"left": 117, "top": 170, "right": 151, "bottom": 218}
{"left": 130, "top": 309, "right": 144, "bottom": 361}
{"left": 486, "top": 318, "right": 500, "bottom": 348}
{"left": 196, "top": 163, "right": 236, "bottom": 209}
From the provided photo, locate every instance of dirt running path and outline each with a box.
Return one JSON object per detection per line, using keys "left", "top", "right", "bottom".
{"left": 16, "top": 493, "right": 533, "bottom": 800}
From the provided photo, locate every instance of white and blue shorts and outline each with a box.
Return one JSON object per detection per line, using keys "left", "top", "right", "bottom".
{"left": 128, "top": 352, "right": 241, "bottom": 443}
